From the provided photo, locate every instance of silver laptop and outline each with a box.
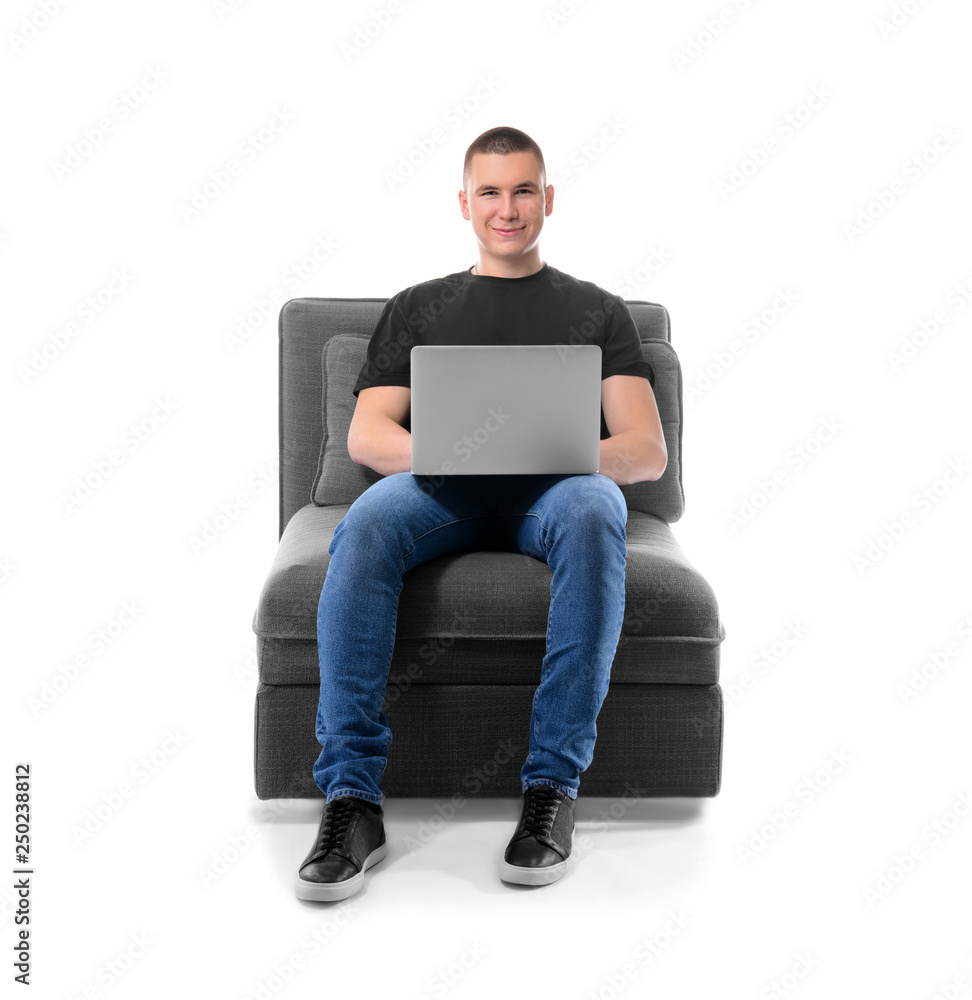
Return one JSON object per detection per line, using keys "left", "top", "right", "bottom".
{"left": 410, "top": 344, "right": 602, "bottom": 476}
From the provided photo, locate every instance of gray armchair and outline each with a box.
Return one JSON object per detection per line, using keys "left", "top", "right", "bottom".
{"left": 252, "top": 297, "right": 725, "bottom": 799}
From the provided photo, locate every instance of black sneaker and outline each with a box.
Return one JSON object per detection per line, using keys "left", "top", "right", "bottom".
{"left": 500, "top": 784, "right": 575, "bottom": 886}
{"left": 295, "top": 796, "right": 387, "bottom": 901}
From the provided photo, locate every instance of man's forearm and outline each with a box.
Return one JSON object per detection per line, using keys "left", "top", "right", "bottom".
{"left": 598, "top": 431, "right": 667, "bottom": 486}
{"left": 349, "top": 418, "right": 412, "bottom": 476}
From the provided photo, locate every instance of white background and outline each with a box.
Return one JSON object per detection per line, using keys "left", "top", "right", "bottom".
{"left": 4, "top": 0, "right": 972, "bottom": 997}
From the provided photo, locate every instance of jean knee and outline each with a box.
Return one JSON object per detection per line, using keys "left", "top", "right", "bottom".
{"left": 567, "top": 474, "right": 627, "bottom": 528}
{"left": 330, "top": 474, "right": 431, "bottom": 558}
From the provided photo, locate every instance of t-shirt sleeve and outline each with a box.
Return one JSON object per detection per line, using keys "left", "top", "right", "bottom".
{"left": 352, "top": 295, "right": 414, "bottom": 398}
{"left": 601, "top": 295, "right": 656, "bottom": 388}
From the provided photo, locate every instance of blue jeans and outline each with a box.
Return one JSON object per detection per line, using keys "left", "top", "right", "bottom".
{"left": 313, "top": 471, "right": 628, "bottom": 805}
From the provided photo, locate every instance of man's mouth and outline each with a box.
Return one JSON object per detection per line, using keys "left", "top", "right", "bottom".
{"left": 493, "top": 227, "right": 524, "bottom": 236}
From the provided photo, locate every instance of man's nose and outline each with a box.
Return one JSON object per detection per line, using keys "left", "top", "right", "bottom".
{"left": 498, "top": 195, "right": 518, "bottom": 218}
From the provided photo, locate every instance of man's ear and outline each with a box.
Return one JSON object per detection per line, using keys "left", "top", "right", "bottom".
{"left": 545, "top": 184, "right": 554, "bottom": 216}
{"left": 458, "top": 188, "right": 470, "bottom": 220}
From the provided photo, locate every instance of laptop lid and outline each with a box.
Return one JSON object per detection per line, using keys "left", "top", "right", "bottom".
{"left": 410, "top": 344, "right": 602, "bottom": 476}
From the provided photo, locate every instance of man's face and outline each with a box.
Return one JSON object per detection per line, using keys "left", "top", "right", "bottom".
{"left": 459, "top": 151, "right": 554, "bottom": 267}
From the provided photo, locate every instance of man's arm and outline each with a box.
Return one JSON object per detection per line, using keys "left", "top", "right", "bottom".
{"left": 598, "top": 375, "right": 667, "bottom": 486}
{"left": 347, "top": 386, "right": 412, "bottom": 476}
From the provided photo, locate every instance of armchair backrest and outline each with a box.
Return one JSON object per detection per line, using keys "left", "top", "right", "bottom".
{"left": 278, "top": 297, "right": 684, "bottom": 538}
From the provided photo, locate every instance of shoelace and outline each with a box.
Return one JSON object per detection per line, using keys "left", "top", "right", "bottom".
{"left": 519, "top": 787, "right": 561, "bottom": 838}
{"left": 317, "top": 799, "right": 358, "bottom": 854}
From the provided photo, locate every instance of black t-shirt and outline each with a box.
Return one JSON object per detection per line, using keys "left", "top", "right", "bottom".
{"left": 352, "top": 263, "right": 656, "bottom": 440}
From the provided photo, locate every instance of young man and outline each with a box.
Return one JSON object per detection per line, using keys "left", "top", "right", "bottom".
{"left": 296, "top": 126, "right": 667, "bottom": 901}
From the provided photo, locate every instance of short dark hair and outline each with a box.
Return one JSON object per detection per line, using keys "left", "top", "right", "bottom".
{"left": 462, "top": 126, "right": 546, "bottom": 190}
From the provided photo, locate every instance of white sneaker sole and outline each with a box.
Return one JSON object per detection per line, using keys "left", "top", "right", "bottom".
{"left": 295, "top": 841, "right": 388, "bottom": 902}
{"left": 499, "top": 856, "right": 569, "bottom": 886}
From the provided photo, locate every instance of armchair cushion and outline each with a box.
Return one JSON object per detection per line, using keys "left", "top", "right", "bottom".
{"left": 252, "top": 502, "right": 724, "bottom": 687}
{"left": 309, "top": 334, "right": 383, "bottom": 506}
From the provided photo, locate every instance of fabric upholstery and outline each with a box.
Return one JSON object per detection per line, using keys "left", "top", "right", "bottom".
{"left": 254, "top": 680, "right": 723, "bottom": 800}
{"left": 253, "top": 295, "right": 725, "bottom": 800}
{"left": 252, "top": 503, "right": 724, "bottom": 686}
